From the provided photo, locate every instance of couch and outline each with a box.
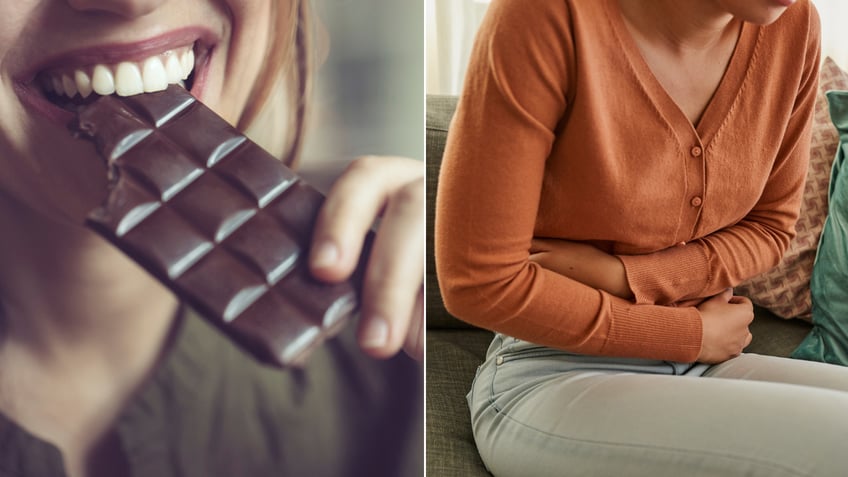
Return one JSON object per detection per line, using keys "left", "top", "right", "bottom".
{"left": 425, "top": 94, "right": 816, "bottom": 476}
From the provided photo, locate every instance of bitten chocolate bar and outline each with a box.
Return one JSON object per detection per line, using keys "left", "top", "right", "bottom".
{"left": 72, "top": 85, "right": 361, "bottom": 368}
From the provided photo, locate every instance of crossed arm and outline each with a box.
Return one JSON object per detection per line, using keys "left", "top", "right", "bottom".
{"left": 529, "top": 238, "right": 633, "bottom": 301}
{"left": 529, "top": 238, "right": 755, "bottom": 364}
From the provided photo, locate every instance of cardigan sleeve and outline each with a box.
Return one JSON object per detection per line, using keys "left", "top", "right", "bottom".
{"left": 617, "top": 5, "right": 822, "bottom": 306}
{"left": 435, "top": 0, "right": 703, "bottom": 362}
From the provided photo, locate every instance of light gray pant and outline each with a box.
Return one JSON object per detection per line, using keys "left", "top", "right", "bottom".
{"left": 468, "top": 333, "right": 848, "bottom": 477}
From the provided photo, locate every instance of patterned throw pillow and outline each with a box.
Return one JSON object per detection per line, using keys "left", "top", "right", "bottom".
{"left": 735, "top": 57, "right": 848, "bottom": 321}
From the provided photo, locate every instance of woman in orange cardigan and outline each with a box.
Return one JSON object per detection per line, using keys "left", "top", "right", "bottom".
{"left": 435, "top": 0, "right": 848, "bottom": 475}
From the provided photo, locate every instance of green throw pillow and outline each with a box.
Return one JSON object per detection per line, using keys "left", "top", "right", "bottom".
{"left": 792, "top": 90, "right": 848, "bottom": 365}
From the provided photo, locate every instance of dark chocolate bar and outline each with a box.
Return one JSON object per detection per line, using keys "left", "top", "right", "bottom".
{"left": 73, "top": 85, "right": 362, "bottom": 368}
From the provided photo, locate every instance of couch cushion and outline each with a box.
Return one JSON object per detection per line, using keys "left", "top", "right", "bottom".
{"left": 426, "top": 329, "right": 493, "bottom": 476}
{"left": 747, "top": 306, "right": 814, "bottom": 356}
{"left": 736, "top": 57, "right": 848, "bottom": 320}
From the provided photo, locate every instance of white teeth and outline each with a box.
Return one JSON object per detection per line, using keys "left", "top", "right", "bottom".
{"left": 91, "top": 64, "right": 115, "bottom": 95}
{"left": 75, "top": 70, "right": 93, "bottom": 98}
{"left": 142, "top": 56, "right": 168, "bottom": 93}
{"left": 44, "top": 45, "right": 195, "bottom": 100}
{"left": 61, "top": 74, "right": 77, "bottom": 98}
{"left": 51, "top": 76, "right": 63, "bottom": 95}
{"left": 165, "top": 53, "right": 183, "bottom": 83}
{"left": 181, "top": 49, "right": 194, "bottom": 80}
{"left": 115, "top": 62, "right": 143, "bottom": 97}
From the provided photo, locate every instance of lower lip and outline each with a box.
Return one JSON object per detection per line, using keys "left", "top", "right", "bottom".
{"left": 13, "top": 81, "right": 76, "bottom": 126}
{"left": 774, "top": 0, "right": 795, "bottom": 6}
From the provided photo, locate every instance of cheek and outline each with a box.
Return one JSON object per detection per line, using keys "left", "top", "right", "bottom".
{"left": 0, "top": 6, "right": 31, "bottom": 57}
{"left": 0, "top": 6, "right": 105, "bottom": 223}
{"left": 216, "top": 0, "right": 275, "bottom": 118}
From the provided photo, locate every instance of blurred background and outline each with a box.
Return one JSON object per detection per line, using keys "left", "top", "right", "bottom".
{"left": 427, "top": 0, "right": 848, "bottom": 95}
{"left": 300, "top": 0, "right": 424, "bottom": 191}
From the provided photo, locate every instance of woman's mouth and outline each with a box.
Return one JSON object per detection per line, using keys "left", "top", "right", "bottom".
{"left": 38, "top": 45, "right": 196, "bottom": 107}
{"left": 15, "top": 30, "right": 215, "bottom": 124}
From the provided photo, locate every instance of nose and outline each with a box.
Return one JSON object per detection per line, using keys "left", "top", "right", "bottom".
{"left": 66, "top": 0, "right": 167, "bottom": 18}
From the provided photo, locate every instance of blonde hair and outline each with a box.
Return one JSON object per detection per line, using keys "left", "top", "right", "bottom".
{"left": 239, "top": 0, "right": 313, "bottom": 169}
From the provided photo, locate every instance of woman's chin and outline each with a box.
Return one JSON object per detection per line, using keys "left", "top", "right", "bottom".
{"left": 0, "top": 163, "right": 109, "bottom": 232}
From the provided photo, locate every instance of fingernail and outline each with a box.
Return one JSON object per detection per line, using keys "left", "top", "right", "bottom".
{"left": 311, "top": 240, "right": 339, "bottom": 269}
{"left": 361, "top": 317, "right": 389, "bottom": 349}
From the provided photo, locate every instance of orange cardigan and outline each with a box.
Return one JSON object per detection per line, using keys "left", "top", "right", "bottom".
{"left": 435, "top": 0, "right": 821, "bottom": 362}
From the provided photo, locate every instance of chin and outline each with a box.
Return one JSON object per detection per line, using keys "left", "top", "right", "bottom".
{"left": 0, "top": 145, "right": 109, "bottom": 229}
{"left": 741, "top": 2, "right": 793, "bottom": 25}
{"left": 749, "top": 10, "right": 789, "bottom": 25}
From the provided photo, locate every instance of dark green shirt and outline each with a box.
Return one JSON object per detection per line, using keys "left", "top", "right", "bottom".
{"left": 0, "top": 309, "right": 423, "bottom": 477}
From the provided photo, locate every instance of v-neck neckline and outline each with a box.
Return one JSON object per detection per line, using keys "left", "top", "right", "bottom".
{"left": 605, "top": 0, "right": 761, "bottom": 147}
{"left": 0, "top": 309, "right": 194, "bottom": 477}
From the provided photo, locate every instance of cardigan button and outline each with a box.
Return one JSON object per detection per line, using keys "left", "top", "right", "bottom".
{"left": 690, "top": 146, "right": 702, "bottom": 157}
{"left": 690, "top": 196, "right": 703, "bottom": 207}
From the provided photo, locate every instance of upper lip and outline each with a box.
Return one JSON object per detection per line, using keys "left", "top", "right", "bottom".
{"left": 17, "top": 26, "right": 217, "bottom": 83}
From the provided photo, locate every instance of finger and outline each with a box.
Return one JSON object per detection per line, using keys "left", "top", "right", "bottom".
{"left": 530, "top": 238, "right": 554, "bottom": 253}
{"left": 357, "top": 179, "right": 425, "bottom": 358}
{"left": 530, "top": 238, "right": 585, "bottom": 254}
{"left": 527, "top": 252, "right": 547, "bottom": 264}
{"left": 309, "top": 156, "right": 423, "bottom": 282}
{"left": 703, "top": 288, "right": 733, "bottom": 305}
{"left": 402, "top": 288, "right": 424, "bottom": 362}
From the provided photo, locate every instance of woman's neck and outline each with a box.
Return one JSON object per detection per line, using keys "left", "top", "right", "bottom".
{"left": 616, "top": 0, "right": 738, "bottom": 53}
{"left": 0, "top": 192, "right": 178, "bottom": 368}
{"left": 0, "top": 194, "right": 178, "bottom": 477}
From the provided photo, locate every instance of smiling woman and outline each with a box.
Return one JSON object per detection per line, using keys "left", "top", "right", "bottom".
{"left": 0, "top": 1, "right": 423, "bottom": 477}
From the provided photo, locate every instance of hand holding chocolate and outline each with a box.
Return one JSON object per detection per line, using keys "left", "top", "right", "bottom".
{"left": 72, "top": 85, "right": 364, "bottom": 368}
